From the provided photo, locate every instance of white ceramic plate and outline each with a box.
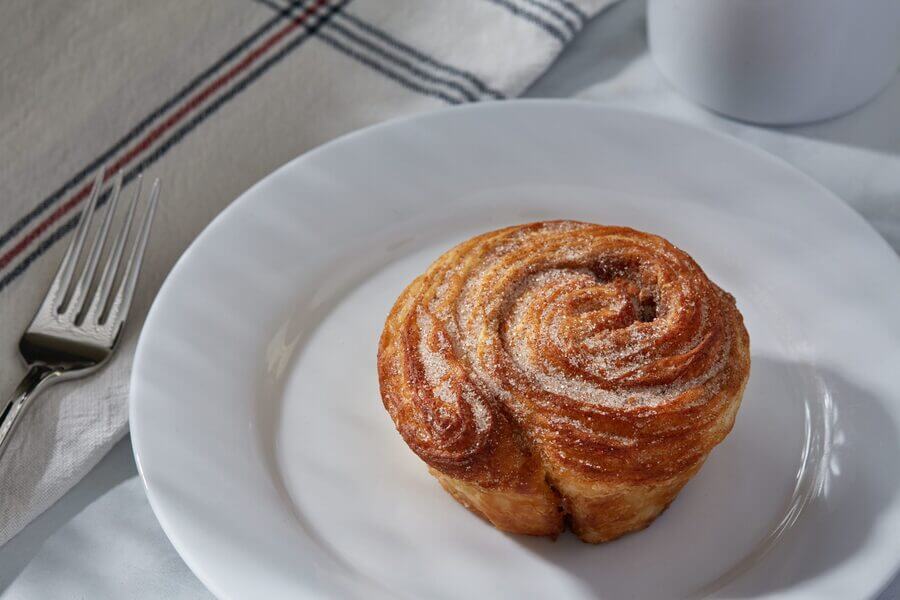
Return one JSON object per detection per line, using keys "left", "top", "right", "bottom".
{"left": 131, "top": 101, "right": 900, "bottom": 600}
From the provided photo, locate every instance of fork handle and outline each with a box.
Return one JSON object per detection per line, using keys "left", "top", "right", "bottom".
{"left": 0, "top": 365, "right": 59, "bottom": 462}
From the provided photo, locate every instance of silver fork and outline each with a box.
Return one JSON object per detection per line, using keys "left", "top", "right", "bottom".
{"left": 0, "top": 169, "right": 160, "bottom": 460}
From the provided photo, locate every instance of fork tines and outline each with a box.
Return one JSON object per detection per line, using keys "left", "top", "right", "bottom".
{"left": 47, "top": 168, "right": 160, "bottom": 328}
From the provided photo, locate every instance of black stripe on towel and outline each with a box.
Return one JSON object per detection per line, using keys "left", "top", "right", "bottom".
{"left": 257, "top": 0, "right": 504, "bottom": 102}
{"left": 480, "top": 0, "right": 570, "bottom": 43}
{"left": 336, "top": 12, "right": 504, "bottom": 100}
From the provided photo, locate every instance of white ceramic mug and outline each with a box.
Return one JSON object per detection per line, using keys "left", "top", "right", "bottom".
{"left": 648, "top": 0, "right": 900, "bottom": 125}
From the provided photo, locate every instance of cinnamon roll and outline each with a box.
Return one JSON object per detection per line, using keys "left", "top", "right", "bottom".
{"left": 377, "top": 221, "right": 750, "bottom": 542}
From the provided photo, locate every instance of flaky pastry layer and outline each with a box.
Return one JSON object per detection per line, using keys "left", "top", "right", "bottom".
{"left": 378, "top": 221, "right": 750, "bottom": 542}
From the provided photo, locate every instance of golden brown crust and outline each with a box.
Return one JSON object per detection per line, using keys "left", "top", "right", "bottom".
{"left": 377, "top": 221, "right": 750, "bottom": 542}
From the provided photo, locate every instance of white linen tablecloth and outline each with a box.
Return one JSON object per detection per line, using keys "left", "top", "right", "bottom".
{"left": 2, "top": 0, "right": 899, "bottom": 597}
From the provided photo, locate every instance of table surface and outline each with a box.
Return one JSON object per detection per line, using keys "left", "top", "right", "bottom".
{"left": 2, "top": 1, "right": 899, "bottom": 597}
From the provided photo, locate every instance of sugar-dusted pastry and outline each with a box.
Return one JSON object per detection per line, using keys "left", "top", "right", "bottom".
{"left": 377, "top": 221, "right": 750, "bottom": 542}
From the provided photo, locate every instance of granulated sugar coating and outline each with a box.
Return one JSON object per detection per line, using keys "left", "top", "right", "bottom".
{"left": 378, "top": 220, "right": 751, "bottom": 542}
{"left": 376, "top": 221, "right": 748, "bottom": 474}
{"left": 434, "top": 221, "right": 733, "bottom": 412}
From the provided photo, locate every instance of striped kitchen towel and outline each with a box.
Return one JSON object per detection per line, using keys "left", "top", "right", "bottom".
{"left": 0, "top": 0, "right": 619, "bottom": 546}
